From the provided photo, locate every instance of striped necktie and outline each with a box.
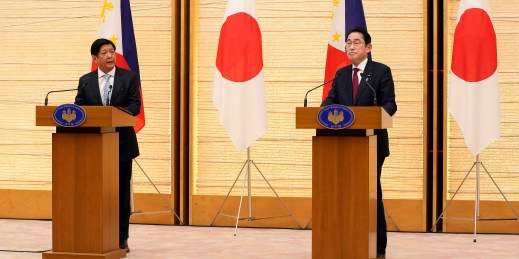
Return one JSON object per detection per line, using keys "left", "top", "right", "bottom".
{"left": 102, "top": 74, "right": 112, "bottom": 106}
{"left": 352, "top": 68, "right": 359, "bottom": 101}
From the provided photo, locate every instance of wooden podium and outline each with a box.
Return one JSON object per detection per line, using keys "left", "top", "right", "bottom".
{"left": 295, "top": 107, "right": 392, "bottom": 259}
{"left": 36, "top": 106, "right": 135, "bottom": 259}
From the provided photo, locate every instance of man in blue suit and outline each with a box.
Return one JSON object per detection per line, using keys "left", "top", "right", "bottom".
{"left": 321, "top": 28, "right": 397, "bottom": 259}
{"left": 75, "top": 38, "right": 141, "bottom": 252}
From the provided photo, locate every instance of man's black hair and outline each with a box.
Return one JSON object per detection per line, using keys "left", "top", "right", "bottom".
{"left": 90, "top": 38, "right": 116, "bottom": 56}
{"left": 346, "top": 28, "right": 371, "bottom": 45}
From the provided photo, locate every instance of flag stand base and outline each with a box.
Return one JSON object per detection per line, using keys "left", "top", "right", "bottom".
{"left": 431, "top": 154, "right": 519, "bottom": 241}
{"left": 210, "top": 147, "right": 303, "bottom": 235}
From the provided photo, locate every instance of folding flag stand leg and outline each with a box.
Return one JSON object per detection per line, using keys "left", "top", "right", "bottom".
{"left": 304, "top": 218, "right": 312, "bottom": 230}
{"left": 130, "top": 159, "right": 184, "bottom": 225}
{"left": 210, "top": 147, "right": 303, "bottom": 234}
{"left": 431, "top": 154, "right": 519, "bottom": 241}
{"left": 386, "top": 211, "right": 401, "bottom": 231}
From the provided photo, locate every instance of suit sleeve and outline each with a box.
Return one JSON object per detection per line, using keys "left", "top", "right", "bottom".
{"left": 122, "top": 72, "right": 141, "bottom": 116}
{"left": 321, "top": 71, "right": 341, "bottom": 106}
{"left": 378, "top": 66, "right": 397, "bottom": 116}
{"left": 74, "top": 77, "right": 87, "bottom": 105}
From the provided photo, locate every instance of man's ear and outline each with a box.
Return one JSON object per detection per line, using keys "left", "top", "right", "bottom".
{"left": 92, "top": 55, "right": 98, "bottom": 64}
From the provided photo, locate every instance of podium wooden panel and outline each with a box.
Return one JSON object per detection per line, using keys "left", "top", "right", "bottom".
{"left": 296, "top": 107, "right": 392, "bottom": 259}
{"left": 295, "top": 106, "right": 392, "bottom": 129}
{"left": 36, "top": 106, "right": 135, "bottom": 259}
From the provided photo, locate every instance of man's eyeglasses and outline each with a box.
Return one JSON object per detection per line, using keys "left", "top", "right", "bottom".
{"left": 345, "top": 40, "right": 364, "bottom": 48}
{"left": 98, "top": 50, "right": 116, "bottom": 57}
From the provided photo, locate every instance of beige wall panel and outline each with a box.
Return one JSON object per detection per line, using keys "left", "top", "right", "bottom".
{"left": 192, "top": 195, "right": 423, "bottom": 231}
{"left": 193, "top": 0, "right": 424, "bottom": 200}
{"left": 0, "top": 189, "right": 175, "bottom": 224}
{"left": 446, "top": 1, "right": 519, "bottom": 201}
{"left": 0, "top": 1, "right": 172, "bottom": 195}
{"left": 444, "top": 200, "right": 519, "bottom": 233}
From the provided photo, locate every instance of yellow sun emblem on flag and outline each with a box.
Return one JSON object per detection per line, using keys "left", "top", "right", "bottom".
{"left": 101, "top": 0, "right": 114, "bottom": 23}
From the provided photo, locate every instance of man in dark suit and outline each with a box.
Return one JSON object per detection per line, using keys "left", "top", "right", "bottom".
{"left": 75, "top": 38, "right": 141, "bottom": 252}
{"left": 321, "top": 28, "right": 397, "bottom": 259}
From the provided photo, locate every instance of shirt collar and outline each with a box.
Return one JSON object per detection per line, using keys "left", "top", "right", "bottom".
{"left": 98, "top": 67, "right": 116, "bottom": 78}
{"left": 352, "top": 58, "right": 368, "bottom": 72}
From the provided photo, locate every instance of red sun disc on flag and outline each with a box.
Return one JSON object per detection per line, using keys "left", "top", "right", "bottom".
{"left": 216, "top": 12, "right": 263, "bottom": 83}
{"left": 451, "top": 8, "right": 497, "bottom": 82}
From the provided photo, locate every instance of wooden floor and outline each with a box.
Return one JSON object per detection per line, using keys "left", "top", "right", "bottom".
{"left": 1, "top": 219, "right": 519, "bottom": 258}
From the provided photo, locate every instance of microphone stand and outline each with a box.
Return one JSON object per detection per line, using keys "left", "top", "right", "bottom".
{"left": 304, "top": 73, "right": 341, "bottom": 107}
{"left": 44, "top": 83, "right": 87, "bottom": 106}
{"left": 44, "top": 89, "right": 77, "bottom": 106}
{"left": 360, "top": 73, "right": 377, "bottom": 106}
{"left": 107, "top": 85, "right": 112, "bottom": 106}
{"left": 303, "top": 85, "right": 325, "bottom": 107}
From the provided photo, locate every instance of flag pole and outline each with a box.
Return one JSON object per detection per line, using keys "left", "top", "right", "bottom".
{"left": 474, "top": 154, "right": 480, "bottom": 242}
{"left": 248, "top": 147, "right": 252, "bottom": 218}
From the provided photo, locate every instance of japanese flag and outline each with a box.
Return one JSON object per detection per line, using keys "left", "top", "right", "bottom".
{"left": 448, "top": 0, "right": 500, "bottom": 155}
{"left": 213, "top": 0, "right": 267, "bottom": 152}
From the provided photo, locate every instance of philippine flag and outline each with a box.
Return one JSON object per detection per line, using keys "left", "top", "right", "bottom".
{"left": 448, "top": 0, "right": 500, "bottom": 155}
{"left": 94, "top": 0, "right": 145, "bottom": 133}
{"left": 322, "top": 0, "right": 368, "bottom": 100}
{"left": 213, "top": 0, "right": 267, "bottom": 152}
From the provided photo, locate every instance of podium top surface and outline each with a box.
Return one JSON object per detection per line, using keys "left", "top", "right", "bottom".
{"left": 295, "top": 106, "right": 392, "bottom": 130}
{"left": 36, "top": 106, "right": 135, "bottom": 127}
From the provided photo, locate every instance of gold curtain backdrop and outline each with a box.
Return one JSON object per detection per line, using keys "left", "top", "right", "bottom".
{"left": 193, "top": 0, "right": 424, "bottom": 199}
{"left": 446, "top": 0, "right": 519, "bottom": 201}
{"left": 0, "top": 0, "right": 172, "bottom": 194}
{"left": 3, "top": 0, "right": 519, "bottom": 221}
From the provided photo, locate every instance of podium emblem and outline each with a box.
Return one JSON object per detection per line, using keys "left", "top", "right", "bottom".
{"left": 53, "top": 104, "right": 86, "bottom": 127}
{"left": 317, "top": 104, "right": 355, "bottom": 129}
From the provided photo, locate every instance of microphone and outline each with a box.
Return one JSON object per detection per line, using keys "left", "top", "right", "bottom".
{"left": 360, "top": 73, "right": 377, "bottom": 106}
{"left": 106, "top": 85, "right": 112, "bottom": 105}
{"left": 44, "top": 82, "right": 88, "bottom": 106}
{"left": 304, "top": 72, "right": 342, "bottom": 107}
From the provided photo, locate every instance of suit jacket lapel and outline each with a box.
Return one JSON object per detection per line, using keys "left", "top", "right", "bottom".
{"left": 354, "top": 60, "right": 373, "bottom": 105}
{"left": 344, "top": 66, "right": 354, "bottom": 105}
{"left": 112, "top": 67, "right": 124, "bottom": 105}
{"left": 89, "top": 70, "right": 104, "bottom": 105}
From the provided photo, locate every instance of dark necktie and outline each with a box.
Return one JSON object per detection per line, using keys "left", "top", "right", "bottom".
{"left": 352, "top": 67, "right": 359, "bottom": 101}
